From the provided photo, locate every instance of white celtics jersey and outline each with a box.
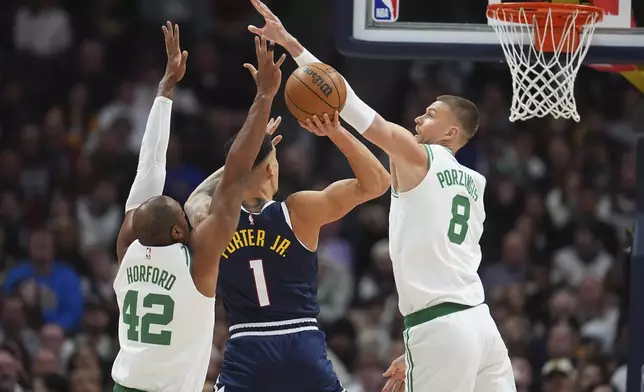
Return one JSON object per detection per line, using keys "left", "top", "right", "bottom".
{"left": 112, "top": 240, "right": 215, "bottom": 392}
{"left": 389, "top": 144, "right": 486, "bottom": 316}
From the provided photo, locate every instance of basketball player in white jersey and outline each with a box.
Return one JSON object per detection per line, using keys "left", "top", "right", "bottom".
{"left": 111, "top": 22, "right": 285, "bottom": 392}
{"left": 248, "top": 1, "right": 516, "bottom": 391}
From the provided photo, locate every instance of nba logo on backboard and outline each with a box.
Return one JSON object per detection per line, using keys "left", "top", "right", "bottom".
{"left": 373, "top": 0, "right": 398, "bottom": 22}
{"left": 145, "top": 247, "right": 151, "bottom": 259}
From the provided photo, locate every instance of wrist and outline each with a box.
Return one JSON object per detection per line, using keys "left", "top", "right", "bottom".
{"left": 255, "top": 91, "right": 276, "bottom": 101}
{"left": 284, "top": 36, "right": 303, "bottom": 57}
{"left": 327, "top": 126, "right": 349, "bottom": 141}
{"left": 157, "top": 78, "right": 176, "bottom": 99}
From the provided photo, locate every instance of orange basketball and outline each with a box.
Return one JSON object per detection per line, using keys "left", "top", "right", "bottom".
{"left": 284, "top": 63, "right": 347, "bottom": 124}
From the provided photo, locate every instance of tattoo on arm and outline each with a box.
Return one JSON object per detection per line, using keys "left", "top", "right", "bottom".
{"left": 185, "top": 167, "right": 224, "bottom": 227}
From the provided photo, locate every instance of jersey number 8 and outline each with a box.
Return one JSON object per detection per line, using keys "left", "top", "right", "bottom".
{"left": 447, "top": 195, "right": 471, "bottom": 245}
{"left": 122, "top": 290, "right": 175, "bottom": 346}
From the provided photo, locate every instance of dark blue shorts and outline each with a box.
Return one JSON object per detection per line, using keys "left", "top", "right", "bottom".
{"left": 215, "top": 321, "right": 344, "bottom": 392}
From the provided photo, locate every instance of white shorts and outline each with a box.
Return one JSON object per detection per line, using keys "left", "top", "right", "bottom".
{"left": 403, "top": 304, "right": 516, "bottom": 392}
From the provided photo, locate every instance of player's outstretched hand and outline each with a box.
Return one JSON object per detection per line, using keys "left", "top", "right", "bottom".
{"left": 244, "top": 36, "right": 286, "bottom": 98}
{"left": 299, "top": 112, "right": 340, "bottom": 137}
{"left": 162, "top": 21, "right": 188, "bottom": 84}
{"left": 248, "top": 0, "right": 291, "bottom": 47}
{"left": 382, "top": 354, "right": 406, "bottom": 392}
{"left": 266, "top": 116, "right": 283, "bottom": 147}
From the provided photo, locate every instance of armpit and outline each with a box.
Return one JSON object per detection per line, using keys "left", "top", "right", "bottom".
{"left": 184, "top": 196, "right": 211, "bottom": 229}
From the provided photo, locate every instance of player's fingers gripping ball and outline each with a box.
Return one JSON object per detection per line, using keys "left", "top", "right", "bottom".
{"left": 285, "top": 63, "right": 347, "bottom": 124}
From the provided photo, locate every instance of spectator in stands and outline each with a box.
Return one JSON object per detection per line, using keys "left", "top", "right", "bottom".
{"left": 551, "top": 226, "right": 614, "bottom": 287}
{"left": 75, "top": 180, "right": 121, "bottom": 252}
{"left": 0, "top": 297, "right": 39, "bottom": 359}
{"left": 0, "top": 348, "right": 22, "bottom": 392}
{"left": 482, "top": 230, "right": 530, "bottom": 295}
{"left": 3, "top": 229, "right": 83, "bottom": 332}
{"left": 541, "top": 358, "right": 575, "bottom": 392}
{"left": 13, "top": 0, "right": 72, "bottom": 58}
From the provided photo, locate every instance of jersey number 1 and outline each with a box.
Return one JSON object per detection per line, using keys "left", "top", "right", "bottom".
{"left": 249, "top": 259, "right": 270, "bottom": 307}
{"left": 122, "top": 290, "right": 174, "bottom": 346}
{"left": 448, "top": 195, "right": 471, "bottom": 245}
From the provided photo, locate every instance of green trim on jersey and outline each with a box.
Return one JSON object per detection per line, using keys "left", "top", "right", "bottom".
{"left": 182, "top": 245, "right": 191, "bottom": 269}
{"left": 439, "top": 144, "right": 454, "bottom": 156}
{"left": 424, "top": 144, "right": 433, "bottom": 170}
{"left": 404, "top": 329, "right": 415, "bottom": 392}
{"left": 113, "top": 383, "right": 147, "bottom": 392}
{"left": 391, "top": 187, "right": 399, "bottom": 198}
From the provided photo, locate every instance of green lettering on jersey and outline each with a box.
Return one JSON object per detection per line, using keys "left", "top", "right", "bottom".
{"left": 437, "top": 172, "right": 446, "bottom": 188}
{"left": 447, "top": 195, "right": 471, "bottom": 245}
{"left": 125, "top": 266, "right": 176, "bottom": 291}
{"left": 435, "top": 169, "right": 480, "bottom": 202}
{"left": 121, "top": 289, "right": 175, "bottom": 346}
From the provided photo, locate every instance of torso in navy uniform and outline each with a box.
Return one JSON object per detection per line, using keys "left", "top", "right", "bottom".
{"left": 215, "top": 201, "right": 344, "bottom": 392}
{"left": 216, "top": 200, "right": 319, "bottom": 326}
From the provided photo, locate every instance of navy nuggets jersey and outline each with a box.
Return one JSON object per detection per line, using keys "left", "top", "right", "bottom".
{"left": 217, "top": 200, "right": 319, "bottom": 326}
{"left": 215, "top": 201, "right": 345, "bottom": 392}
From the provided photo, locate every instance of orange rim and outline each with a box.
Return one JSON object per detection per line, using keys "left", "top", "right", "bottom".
{"left": 486, "top": 2, "right": 604, "bottom": 27}
{"left": 486, "top": 3, "right": 604, "bottom": 53}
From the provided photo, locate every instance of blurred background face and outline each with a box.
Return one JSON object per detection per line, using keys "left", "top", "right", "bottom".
{"left": 1, "top": 297, "right": 26, "bottom": 333}
{"left": 543, "top": 374, "right": 574, "bottom": 392}
{"left": 0, "top": 351, "right": 17, "bottom": 388}
{"left": 547, "top": 324, "right": 577, "bottom": 358}
{"left": 29, "top": 230, "right": 55, "bottom": 265}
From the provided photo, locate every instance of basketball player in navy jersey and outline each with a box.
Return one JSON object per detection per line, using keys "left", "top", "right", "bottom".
{"left": 184, "top": 113, "right": 389, "bottom": 392}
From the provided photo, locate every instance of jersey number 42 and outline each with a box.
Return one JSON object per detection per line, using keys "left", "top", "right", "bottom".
{"left": 122, "top": 290, "right": 175, "bottom": 346}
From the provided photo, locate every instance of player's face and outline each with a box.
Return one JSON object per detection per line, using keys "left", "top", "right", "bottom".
{"left": 414, "top": 101, "right": 459, "bottom": 144}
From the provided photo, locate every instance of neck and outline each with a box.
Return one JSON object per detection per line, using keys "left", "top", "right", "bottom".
{"left": 437, "top": 141, "right": 458, "bottom": 156}
{"left": 242, "top": 184, "right": 274, "bottom": 213}
{"left": 33, "top": 261, "right": 52, "bottom": 275}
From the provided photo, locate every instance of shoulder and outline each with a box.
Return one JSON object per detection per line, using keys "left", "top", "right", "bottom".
{"left": 6, "top": 263, "right": 32, "bottom": 277}
{"left": 54, "top": 263, "right": 80, "bottom": 279}
{"left": 463, "top": 166, "right": 487, "bottom": 187}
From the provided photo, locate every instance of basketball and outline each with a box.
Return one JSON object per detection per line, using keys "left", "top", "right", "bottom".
{"left": 284, "top": 63, "right": 347, "bottom": 124}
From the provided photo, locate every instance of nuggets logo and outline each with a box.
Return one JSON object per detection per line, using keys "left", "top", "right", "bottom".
{"left": 373, "top": 0, "right": 399, "bottom": 22}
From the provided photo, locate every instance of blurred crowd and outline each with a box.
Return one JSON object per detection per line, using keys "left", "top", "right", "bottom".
{"left": 0, "top": 0, "right": 640, "bottom": 392}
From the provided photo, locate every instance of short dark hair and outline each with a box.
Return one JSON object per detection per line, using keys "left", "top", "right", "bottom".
{"left": 224, "top": 133, "right": 274, "bottom": 168}
{"left": 437, "top": 95, "right": 480, "bottom": 141}
{"left": 132, "top": 196, "right": 179, "bottom": 246}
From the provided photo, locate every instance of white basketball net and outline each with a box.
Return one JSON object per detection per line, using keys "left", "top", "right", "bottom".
{"left": 488, "top": 7, "right": 602, "bottom": 122}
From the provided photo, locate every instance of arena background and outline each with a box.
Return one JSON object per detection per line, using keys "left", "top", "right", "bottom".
{"left": 0, "top": 0, "right": 639, "bottom": 391}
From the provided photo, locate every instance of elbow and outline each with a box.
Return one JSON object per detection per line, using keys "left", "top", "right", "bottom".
{"left": 362, "top": 169, "right": 390, "bottom": 200}
{"left": 373, "top": 169, "right": 391, "bottom": 197}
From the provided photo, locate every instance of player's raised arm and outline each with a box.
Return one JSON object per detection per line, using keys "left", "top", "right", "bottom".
{"left": 285, "top": 112, "right": 389, "bottom": 249}
{"left": 183, "top": 117, "right": 282, "bottom": 228}
{"left": 189, "top": 36, "right": 285, "bottom": 297}
{"left": 247, "top": 0, "right": 426, "bottom": 168}
{"left": 116, "top": 22, "right": 188, "bottom": 264}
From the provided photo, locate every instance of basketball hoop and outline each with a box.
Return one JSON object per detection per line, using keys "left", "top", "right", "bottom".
{"left": 487, "top": 2, "right": 604, "bottom": 122}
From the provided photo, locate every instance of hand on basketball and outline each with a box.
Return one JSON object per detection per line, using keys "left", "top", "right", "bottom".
{"left": 162, "top": 22, "right": 188, "bottom": 84}
{"left": 248, "top": 0, "right": 291, "bottom": 46}
{"left": 266, "top": 116, "right": 283, "bottom": 147}
{"left": 299, "top": 112, "right": 340, "bottom": 137}
{"left": 382, "top": 354, "right": 406, "bottom": 392}
{"left": 244, "top": 35, "right": 287, "bottom": 98}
